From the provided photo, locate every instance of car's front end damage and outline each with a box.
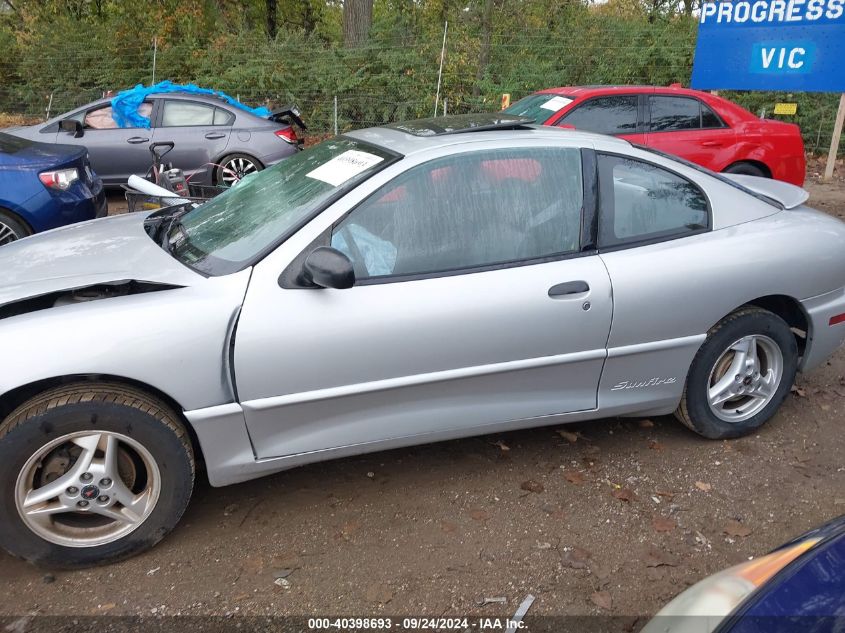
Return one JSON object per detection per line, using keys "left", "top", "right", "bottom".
{"left": 0, "top": 213, "right": 250, "bottom": 415}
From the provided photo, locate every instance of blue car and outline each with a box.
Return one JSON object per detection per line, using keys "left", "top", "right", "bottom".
{"left": 645, "top": 514, "right": 845, "bottom": 633}
{"left": 0, "top": 132, "right": 106, "bottom": 245}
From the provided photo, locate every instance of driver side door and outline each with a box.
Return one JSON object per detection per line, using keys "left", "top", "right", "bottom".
{"left": 234, "top": 144, "right": 613, "bottom": 459}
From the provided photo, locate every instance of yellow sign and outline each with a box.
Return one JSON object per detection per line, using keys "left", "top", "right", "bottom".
{"left": 773, "top": 103, "right": 798, "bottom": 115}
{"left": 501, "top": 93, "right": 511, "bottom": 110}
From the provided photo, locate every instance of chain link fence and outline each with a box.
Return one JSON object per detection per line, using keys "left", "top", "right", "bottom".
{"left": 0, "top": 28, "right": 841, "bottom": 154}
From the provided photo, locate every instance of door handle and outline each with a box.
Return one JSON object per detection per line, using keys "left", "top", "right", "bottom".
{"left": 127, "top": 136, "right": 150, "bottom": 144}
{"left": 205, "top": 132, "right": 226, "bottom": 140}
{"left": 548, "top": 281, "right": 590, "bottom": 297}
{"left": 701, "top": 141, "right": 723, "bottom": 147}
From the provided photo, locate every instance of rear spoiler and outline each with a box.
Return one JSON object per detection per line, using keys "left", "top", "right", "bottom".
{"left": 723, "top": 174, "right": 809, "bottom": 209}
{"left": 268, "top": 105, "right": 307, "bottom": 131}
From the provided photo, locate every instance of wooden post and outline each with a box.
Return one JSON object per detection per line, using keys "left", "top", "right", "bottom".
{"left": 824, "top": 94, "right": 845, "bottom": 181}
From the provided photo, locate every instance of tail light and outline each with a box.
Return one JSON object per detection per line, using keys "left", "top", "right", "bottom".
{"left": 275, "top": 127, "right": 298, "bottom": 144}
{"left": 39, "top": 168, "right": 80, "bottom": 191}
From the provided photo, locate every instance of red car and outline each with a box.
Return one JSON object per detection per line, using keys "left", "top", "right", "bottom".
{"left": 504, "top": 85, "right": 805, "bottom": 185}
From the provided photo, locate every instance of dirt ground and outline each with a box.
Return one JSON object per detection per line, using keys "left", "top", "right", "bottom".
{"left": 1, "top": 169, "right": 844, "bottom": 626}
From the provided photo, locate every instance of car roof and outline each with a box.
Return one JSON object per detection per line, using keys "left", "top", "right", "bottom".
{"left": 536, "top": 85, "right": 710, "bottom": 98}
{"left": 346, "top": 113, "right": 630, "bottom": 156}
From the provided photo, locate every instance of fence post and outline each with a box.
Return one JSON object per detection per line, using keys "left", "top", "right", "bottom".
{"left": 433, "top": 20, "right": 448, "bottom": 117}
{"left": 824, "top": 94, "right": 845, "bottom": 181}
{"left": 334, "top": 95, "right": 338, "bottom": 136}
{"left": 151, "top": 37, "right": 158, "bottom": 85}
{"left": 44, "top": 92, "right": 53, "bottom": 122}
{"left": 443, "top": 98, "right": 448, "bottom": 116}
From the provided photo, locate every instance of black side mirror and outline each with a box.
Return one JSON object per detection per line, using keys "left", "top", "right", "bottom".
{"left": 59, "top": 119, "right": 83, "bottom": 138}
{"left": 301, "top": 247, "right": 355, "bottom": 289}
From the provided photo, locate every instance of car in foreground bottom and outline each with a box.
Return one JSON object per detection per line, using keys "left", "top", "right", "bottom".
{"left": 0, "top": 132, "right": 106, "bottom": 245}
{"left": 1, "top": 114, "right": 844, "bottom": 567}
{"left": 643, "top": 514, "right": 845, "bottom": 633}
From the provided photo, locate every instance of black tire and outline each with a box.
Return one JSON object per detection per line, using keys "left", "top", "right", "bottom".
{"left": 0, "top": 209, "right": 31, "bottom": 246}
{"left": 723, "top": 162, "right": 768, "bottom": 178}
{"left": 215, "top": 153, "right": 263, "bottom": 186}
{"left": 675, "top": 307, "right": 798, "bottom": 439}
{"left": 0, "top": 383, "right": 194, "bottom": 568}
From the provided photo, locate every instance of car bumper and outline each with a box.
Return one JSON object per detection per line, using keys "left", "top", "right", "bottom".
{"left": 800, "top": 285, "right": 845, "bottom": 371}
{"left": 27, "top": 178, "right": 106, "bottom": 233}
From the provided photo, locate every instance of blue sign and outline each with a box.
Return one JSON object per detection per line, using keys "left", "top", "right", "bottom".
{"left": 691, "top": 0, "right": 845, "bottom": 92}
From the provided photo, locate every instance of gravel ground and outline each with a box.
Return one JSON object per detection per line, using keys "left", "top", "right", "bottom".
{"left": 1, "top": 171, "right": 844, "bottom": 625}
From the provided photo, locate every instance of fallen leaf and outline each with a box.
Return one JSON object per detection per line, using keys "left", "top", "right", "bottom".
{"left": 638, "top": 419, "right": 654, "bottom": 428}
{"left": 470, "top": 509, "right": 490, "bottom": 521}
{"left": 695, "top": 481, "right": 712, "bottom": 492}
{"left": 655, "top": 489, "right": 676, "bottom": 500}
{"left": 590, "top": 590, "right": 613, "bottom": 610}
{"left": 652, "top": 515, "right": 676, "bottom": 532}
{"left": 648, "top": 440, "right": 664, "bottom": 451}
{"left": 563, "top": 469, "right": 586, "bottom": 485}
{"left": 491, "top": 440, "right": 510, "bottom": 453}
{"left": 791, "top": 385, "right": 807, "bottom": 398}
{"left": 611, "top": 488, "right": 638, "bottom": 503}
{"left": 643, "top": 547, "right": 678, "bottom": 568}
{"left": 521, "top": 480, "right": 545, "bottom": 494}
{"left": 556, "top": 429, "right": 579, "bottom": 443}
{"left": 723, "top": 520, "right": 753, "bottom": 537}
{"left": 562, "top": 547, "right": 592, "bottom": 569}
{"left": 440, "top": 520, "right": 458, "bottom": 533}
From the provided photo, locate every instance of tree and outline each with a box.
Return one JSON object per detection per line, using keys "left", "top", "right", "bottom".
{"left": 266, "top": 0, "right": 277, "bottom": 39}
{"left": 342, "top": 0, "right": 372, "bottom": 47}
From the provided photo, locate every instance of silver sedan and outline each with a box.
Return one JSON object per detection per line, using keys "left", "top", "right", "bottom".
{"left": 1, "top": 114, "right": 844, "bottom": 568}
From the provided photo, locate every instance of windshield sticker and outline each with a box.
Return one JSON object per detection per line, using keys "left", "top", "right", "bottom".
{"left": 539, "top": 96, "right": 573, "bottom": 111}
{"left": 306, "top": 150, "right": 385, "bottom": 187}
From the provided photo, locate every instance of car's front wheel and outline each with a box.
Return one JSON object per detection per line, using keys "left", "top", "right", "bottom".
{"left": 676, "top": 307, "right": 798, "bottom": 439}
{"left": 0, "top": 383, "right": 194, "bottom": 568}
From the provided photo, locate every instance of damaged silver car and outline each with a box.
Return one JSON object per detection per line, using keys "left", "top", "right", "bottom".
{"left": 2, "top": 114, "right": 845, "bottom": 568}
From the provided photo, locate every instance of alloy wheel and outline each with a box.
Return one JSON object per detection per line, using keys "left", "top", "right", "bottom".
{"left": 15, "top": 431, "right": 161, "bottom": 548}
{"left": 0, "top": 220, "right": 19, "bottom": 246}
{"left": 220, "top": 156, "right": 259, "bottom": 186}
{"left": 706, "top": 334, "right": 784, "bottom": 423}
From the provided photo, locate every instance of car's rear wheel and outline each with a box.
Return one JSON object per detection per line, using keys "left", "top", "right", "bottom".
{"left": 0, "top": 383, "right": 194, "bottom": 568}
{"left": 675, "top": 307, "right": 798, "bottom": 439}
{"left": 0, "top": 210, "right": 31, "bottom": 246}
{"left": 216, "top": 153, "right": 263, "bottom": 187}
{"left": 723, "top": 162, "right": 768, "bottom": 178}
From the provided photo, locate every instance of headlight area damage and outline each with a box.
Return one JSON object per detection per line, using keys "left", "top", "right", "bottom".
{"left": 0, "top": 280, "right": 183, "bottom": 321}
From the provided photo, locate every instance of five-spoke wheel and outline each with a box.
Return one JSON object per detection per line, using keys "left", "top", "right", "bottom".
{"left": 677, "top": 306, "right": 798, "bottom": 439}
{"left": 15, "top": 431, "right": 161, "bottom": 548}
{"left": 0, "top": 384, "right": 194, "bottom": 568}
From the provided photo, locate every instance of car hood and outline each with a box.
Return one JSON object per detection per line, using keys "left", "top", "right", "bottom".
{"left": 0, "top": 213, "right": 202, "bottom": 308}
{"left": 724, "top": 174, "right": 809, "bottom": 210}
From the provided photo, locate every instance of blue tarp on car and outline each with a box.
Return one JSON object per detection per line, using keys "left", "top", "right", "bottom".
{"left": 110, "top": 81, "right": 271, "bottom": 128}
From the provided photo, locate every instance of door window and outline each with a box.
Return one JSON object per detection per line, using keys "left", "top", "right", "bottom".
{"left": 597, "top": 154, "right": 709, "bottom": 247}
{"left": 649, "top": 96, "right": 726, "bottom": 132}
{"left": 81, "top": 103, "right": 153, "bottom": 129}
{"left": 331, "top": 147, "right": 584, "bottom": 279}
{"left": 558, "top": 96, "right": 639, "bottom": 135}
{"left": 161, "top": 101, "right": 219, "bottom": 127}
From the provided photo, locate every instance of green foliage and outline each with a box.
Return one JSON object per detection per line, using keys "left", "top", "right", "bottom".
{"left": 0, "top": 0, "right": 840, "bottom": 153}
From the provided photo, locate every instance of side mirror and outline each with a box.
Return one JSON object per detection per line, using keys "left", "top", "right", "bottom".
{"left": 59, "top": 119, "right": 83, "bottom": 138}
{"left": 301, "top": 247, "right": 355, "bottom": 289}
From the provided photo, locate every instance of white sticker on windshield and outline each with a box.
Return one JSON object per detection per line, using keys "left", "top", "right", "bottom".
{"left": 539, "top": 96, "right": 574, "bottom": 111}
{"left": 306, "top": 150, "right": 384, "bottom": 187}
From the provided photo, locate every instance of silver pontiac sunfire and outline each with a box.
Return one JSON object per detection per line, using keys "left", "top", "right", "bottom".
{"left": 2, "top": 114, "right": 845, "bottom": 567}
